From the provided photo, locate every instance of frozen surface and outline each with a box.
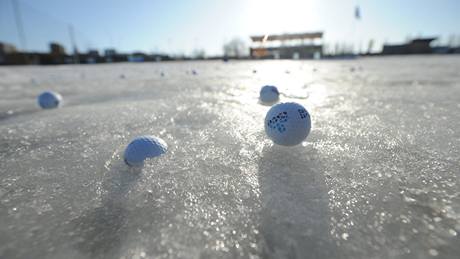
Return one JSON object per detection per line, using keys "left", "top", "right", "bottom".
{"left": 0, "top": 56, "right": 459, "bottom": 259}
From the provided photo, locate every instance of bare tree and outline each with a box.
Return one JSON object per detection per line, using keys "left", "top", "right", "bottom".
{"left": 192, "top": 49, "right": 206, "bottom": 59}
{"left": 223, "top": 38, "right": 248, "bottom": 58}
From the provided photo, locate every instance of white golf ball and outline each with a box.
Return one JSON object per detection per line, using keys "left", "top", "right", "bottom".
{"left": 124, "top": 135, "right": 168, "bottom": 166}
{"left": 259, "top": 85, "right": 279, "bottom": 104}
{"left": 37, "top": 91, "right": 62, "bottom": 109}
{"left": 264, "top": 102, "right": 311, "bottom": 146}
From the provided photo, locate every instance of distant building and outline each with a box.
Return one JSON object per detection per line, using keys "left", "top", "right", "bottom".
{"left": 250, "top": 32, "right": 323, "bottom": 59}
{"left": 128, "top": 52, "right": 146, "bottom": 62}
{"left": 0, "top": 42, "right": 18, "bottom": 64}
{"left": 88, "top": 50, "right": 99, "bottom": 57}
{"left": 104, "top": 49, "right": 116, "bottom": 57}
{"left": 382, "top": 38, "right": 436, "bottom": 55}
{"left": 104, "top": 49, "right": 116, "bottom": 62}
{"left": 432, "top": 46, "right": 450, "bottom": 54}
{"left": 0, "top": 42, "right": 31, "bottom": 64}
{"left": 84, "top": 50, "right": 100, "bottom": 64}
{"left": 0, "top": 42, "right": 17, "bottom": 55}
{"left": 47, "top": 42, "right": 67, "bottom": 64}
{"left": 50, "top": 42, "right": 66, "bottom": 55}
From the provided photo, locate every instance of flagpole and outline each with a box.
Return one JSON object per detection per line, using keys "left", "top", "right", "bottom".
{"left": 354, "top": 4, "right": 361, "bottom": 55}
{"left": 11, "top": 0, "right": 27, "bottom": 51}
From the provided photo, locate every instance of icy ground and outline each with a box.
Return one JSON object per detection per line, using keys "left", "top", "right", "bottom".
{"left": 0, "top": 56, "right": 459, "bottom": 259}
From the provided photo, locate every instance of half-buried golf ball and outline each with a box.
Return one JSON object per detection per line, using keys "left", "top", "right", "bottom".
{"left": 259, "top": 85, "right": 279, "bottom": 104}
{"left": 124, "top": 136, "right": 168, "bottom": 166}
{"left": 264, "top": 102, "right": 311, "bottom": 146}
{"left": 37, "top": 91, "right": 62, "bottom": 109}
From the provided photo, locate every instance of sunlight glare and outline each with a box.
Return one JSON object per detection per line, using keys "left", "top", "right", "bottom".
{"left": 247, "top": 0, "right": 319, "bottom": 34}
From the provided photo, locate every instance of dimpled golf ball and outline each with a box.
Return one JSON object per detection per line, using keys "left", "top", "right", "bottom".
{"left": 37, "top": 91, "right": 62, "bottom": 109}
{"left": 259, "top": 85, "right": 279, "bottom": 103}
{"left": 264, "top": 102, "right": 311, "bottom": 146}
{"left": 124, "top": 136, "right": 168, "bottom": 166}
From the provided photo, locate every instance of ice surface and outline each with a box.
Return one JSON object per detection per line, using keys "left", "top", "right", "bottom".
{"left": 1, "top": 56, "right": 460, "bottom": 259}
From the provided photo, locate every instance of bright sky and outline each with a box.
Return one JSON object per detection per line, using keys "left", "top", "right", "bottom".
{"left": 0, "top": 0, "right": 459, "bottom": 55}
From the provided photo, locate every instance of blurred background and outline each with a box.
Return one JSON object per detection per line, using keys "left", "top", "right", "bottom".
{"left": 1, "top": 0, "right": 459, "bottom": 64}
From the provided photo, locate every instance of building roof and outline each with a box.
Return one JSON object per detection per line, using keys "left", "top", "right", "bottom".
{"left": 0, "top": 42, "right": 17, "bottom": 53}
{"left": 411, "top": 38, "right": 436, "bottom": 43}
{"left": 250, "top": 32, "right": 323, "bottom": 42}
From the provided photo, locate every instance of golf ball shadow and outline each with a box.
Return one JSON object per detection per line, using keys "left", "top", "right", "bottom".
{"left": 257, "top": 145, "right": 338, "bottom": 258}
{"left": 70, "top": 160, "right": 142, "bottom": 257}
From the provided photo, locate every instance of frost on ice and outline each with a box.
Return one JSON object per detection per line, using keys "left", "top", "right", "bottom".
{"left": 0, "top": 57, "right": 459, "bottom": 259}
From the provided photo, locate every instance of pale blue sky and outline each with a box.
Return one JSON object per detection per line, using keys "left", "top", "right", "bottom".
{"left": 0, "top": 0, "right": 459, "bottom": 55}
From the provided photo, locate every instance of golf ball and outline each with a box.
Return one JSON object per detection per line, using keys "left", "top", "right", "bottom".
{"left": 264, "top": 102, "right": 311, "bottom": 146}
{"left": 259, "top": 85, "right": 279, "bottom": 104}
{"left": 37, "top": 91, "right": 62, "bottom": 109}
{"left": 124, "top": 135, "right": 168, "bottom": 166}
